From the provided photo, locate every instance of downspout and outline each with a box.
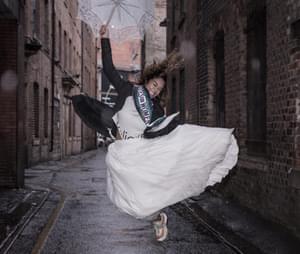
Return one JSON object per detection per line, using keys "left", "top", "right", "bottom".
{"left": 95, "top": 37, "right": 98, "bottom": 99}
{"left": 95, "top": 37, "right": 98, "bottom": 147}
{"left": 50, "top": 0, "right": 55, "bottom": 152}
{"left": 80, "top": 21, "right": 84, "bottom": 151}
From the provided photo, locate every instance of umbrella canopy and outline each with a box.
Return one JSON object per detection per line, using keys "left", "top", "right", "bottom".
{"left": 72, "top": 94, "right": 115, "bottom": 137}
{"left": 78, "top": 0, "right": 155, "bottom": 40}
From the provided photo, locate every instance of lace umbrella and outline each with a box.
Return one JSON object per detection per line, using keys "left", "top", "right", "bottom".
{"left": 78, "top": 0, "right": 155, "bottom": 41}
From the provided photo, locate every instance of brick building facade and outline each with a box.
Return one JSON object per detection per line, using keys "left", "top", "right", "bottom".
{"left": 0, "top": 0, "right": 25, "bottom": 188}
{"left": 167, "top": 0, "right": 300, "bottom": 237}
{"left": 0, "top": 0, "right": 97, "bottom": 188}
{"left": 23, "top": 0, "right": 97, "bottom": 166}
{"left": 144, "top": 0, "right": 167, "bottom": 67}
{"left": 166, "top": 0, "right": 198, "bottom": 123}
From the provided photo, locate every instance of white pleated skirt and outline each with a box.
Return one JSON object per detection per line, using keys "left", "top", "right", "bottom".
{"left": 105, "top": 124, "right": 239, "bottom": 219}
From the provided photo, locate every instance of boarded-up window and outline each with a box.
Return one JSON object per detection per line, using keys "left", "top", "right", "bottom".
{"left": 246, "top": 6, "right": 267, "bottom": 155}
{"left": 33, "top": 83, "right": 39, "bottom": 138}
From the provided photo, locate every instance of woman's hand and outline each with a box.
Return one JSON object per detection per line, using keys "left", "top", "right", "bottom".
{"left": 100, "top": 25, "right": 109, "bottom": 38}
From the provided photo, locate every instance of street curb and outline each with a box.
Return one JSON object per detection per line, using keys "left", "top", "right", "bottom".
{"left": 179, "top": 192, "right": 300, "bottom": 254}
{"left": 0, "top": 188, "right": 49, "bottom": 254}
{"left": 177, "top": 200, "right": 264, "bottom": 254}
{"left": 30, "top": 187, "right": 66, "bottom": 254}
{"left": 0, "top": 150, "right": 98, "bottom": 254}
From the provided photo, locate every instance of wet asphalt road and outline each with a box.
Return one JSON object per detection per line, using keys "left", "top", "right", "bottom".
{"left": 9, "top": 149, "right": 235, "bottom": 254}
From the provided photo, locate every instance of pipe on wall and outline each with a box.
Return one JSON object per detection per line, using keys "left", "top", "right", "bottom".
{"left": 50, "top": 0, "right": 56, "bottom": 152}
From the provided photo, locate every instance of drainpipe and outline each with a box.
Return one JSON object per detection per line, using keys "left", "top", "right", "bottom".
{"left": 95, "top": 37, "right": 98, "bottom": 148}
{"left": 80, "top": 21, "right": 84, "bottom": 151}
{"left": 50, "top": 0, "right": 56, "bottom": 152}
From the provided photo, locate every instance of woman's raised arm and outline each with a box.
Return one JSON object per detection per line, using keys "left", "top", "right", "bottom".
{"left": 100, "top": 25, "right": 127, "bottom": 93}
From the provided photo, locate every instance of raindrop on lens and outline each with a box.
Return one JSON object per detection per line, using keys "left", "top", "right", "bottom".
{"left": 251, "top": 59, "right": 260, "bottom": 71}
{"left": 0, "top": 70, "right": 18, "bottom": 92}
{"left": 180, "top": 41, "right": 196, "bottom": 60}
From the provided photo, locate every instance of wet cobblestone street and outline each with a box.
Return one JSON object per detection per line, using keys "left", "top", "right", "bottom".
{"left": 6, "top": 149, "right": 236, "bottom": 254}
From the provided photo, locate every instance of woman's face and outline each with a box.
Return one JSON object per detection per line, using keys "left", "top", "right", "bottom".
{"left": 145, "top": 77, "right": 165, "bottom": 99}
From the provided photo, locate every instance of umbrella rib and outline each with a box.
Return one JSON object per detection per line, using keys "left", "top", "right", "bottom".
{"left": 95, "top": 3, "right": 115, "bottom": 7}
{"left": 120, "top": 3, "right": 142, "bottom": 9}
{"left": 121, "top": 1, "right": 158, "bottom": 19}
{"left": 119, "top": 5, "right": 138, "bottom": 23}
{"left": 113, "top": 0, "right": 123, "bottom": 4}
{"left": 121, "top": 3, "right": 158, "bottom": 21}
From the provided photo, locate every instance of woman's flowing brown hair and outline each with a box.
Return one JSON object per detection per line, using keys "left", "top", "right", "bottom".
{"left": 139, "top": 49, "right": 184, "bottom": 107}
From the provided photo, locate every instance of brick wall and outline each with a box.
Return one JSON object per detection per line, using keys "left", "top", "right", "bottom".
{"left": 167, "top": 0, "right": 300, "bottom": 237}
{"left": 24, "top": 0, "right": 97, "bottom": 163}
{"left": 0, "top": 18, "right": 21, "bottom": 187}
{"left": 166, "top": 0, "right": 198, "bottom": 123}
{"left": 82, "top": 22, "right": 97, "bottom": 151}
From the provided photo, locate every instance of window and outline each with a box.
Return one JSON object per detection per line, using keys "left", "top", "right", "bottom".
{"left": 179, "top": 69, "right": 185, "bottom": 123}
{"left": 179, "top": 0, "right": 184, "bottom": 13}
{"left": 44, "top": 88, "right": 49, "bottom": 138}
{"left": 246, "top": 6, "right": 267, "bottom": 155}
{"left": 291, "top": 19, "right": 300, "bottom": 39}
{"left": 32, "top": 0, "right": 40, "bottom": 37}
{"left": 72, "top": 106, "right": 76, "bottom": 137}
{"left": 171, "top": 77, "right": 177, "bottom": 113}
{"left": 178, "top": 0, "right": 185, "bottom": 29}
{"left": 171, "top": 36, "right": 177, "bottom": 51}
{"left": 33, "top": 83, "right": 39, "bottom": 138}
{"left": 171, "top": 0, "right": 176, "bottom": 32}
{"left": 73, "top": 46, "right": 76, "bottom": 73}
{"left": 215, "top": 31, "right": 225, "bottom": 127}
{"left": 69, "top": 103, "right": 72, "bottom": 137}
{"left": 58, "top": 21, "right": 62, "bottom": 62}
{"left": 64, "top": 31, "right": 67, "bottom": 69}
{"left": 141, "top": 35, "right": 146, "bottom": 70}
{"left": 44, "top": 0, "right": 49, "bottom": 48}
{"left": 69, "top": 39, "right": 72, "bottom": 72}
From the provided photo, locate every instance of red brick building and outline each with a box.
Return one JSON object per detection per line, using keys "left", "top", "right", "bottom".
{"left": 0, "top": 0, "right": 97, "bottom": 188}
{"left": 167, "top": 0, "right": 300, "bottom": 237}
{"left": 0, "top": 0, "right": 25, "bottom": 188}
{"left": 23, "top": 0, "right": 97, "bottom": 166}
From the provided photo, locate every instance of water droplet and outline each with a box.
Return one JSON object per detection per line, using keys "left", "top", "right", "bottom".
{"left": 0, "top": 70, "right": 18, "bottom": 92}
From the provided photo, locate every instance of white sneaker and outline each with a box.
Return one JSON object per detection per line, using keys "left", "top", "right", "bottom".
{"left": 153, "top": 212, "right": 168, "bottom": 241}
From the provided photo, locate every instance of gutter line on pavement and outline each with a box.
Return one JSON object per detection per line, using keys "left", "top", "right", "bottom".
{"left": 183, "top": 200, "right": 245, "bottom": 254}
{"left": 1, "top": 189, "right": 50, "bottom": 254}
{"left": 30, "top": 188, "right": 66, "bottom": 254}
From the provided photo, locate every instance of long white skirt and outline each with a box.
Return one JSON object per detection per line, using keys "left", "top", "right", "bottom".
{"left": 105, "top": 124, "right": 239, "bottom": 219}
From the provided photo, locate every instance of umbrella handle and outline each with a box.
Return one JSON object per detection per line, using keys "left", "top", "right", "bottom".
{"left": 106, "top": 5, "right": 117, "bottom": 26}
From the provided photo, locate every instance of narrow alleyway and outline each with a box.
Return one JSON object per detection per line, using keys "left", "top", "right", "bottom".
{"left": 7, "top": 149, "right": 236, "bottom": 254}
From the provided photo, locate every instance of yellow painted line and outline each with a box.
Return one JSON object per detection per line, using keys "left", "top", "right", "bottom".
{"left": 31, "top": 188, "right": 66, "bottom": 254}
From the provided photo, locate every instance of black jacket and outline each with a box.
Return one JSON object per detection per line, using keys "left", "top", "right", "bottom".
{"left": 101, "top": 38, "right": 164, "bottom": 120}
{"left": 72, "top": 38, "right": 179, "bottom": 138}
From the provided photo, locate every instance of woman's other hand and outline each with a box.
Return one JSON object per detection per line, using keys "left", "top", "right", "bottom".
{"left": 100, "top": 25, "right": 109, "bottom": 38}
